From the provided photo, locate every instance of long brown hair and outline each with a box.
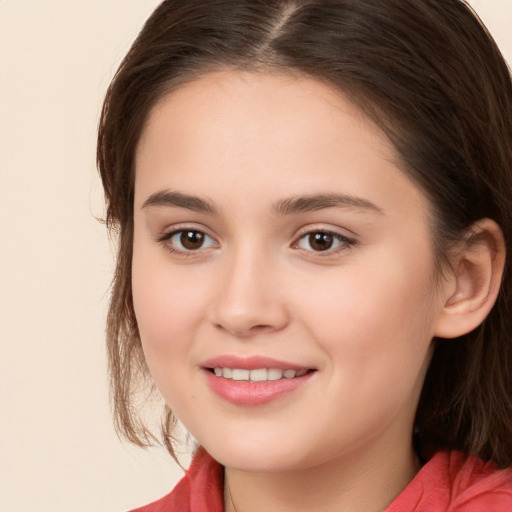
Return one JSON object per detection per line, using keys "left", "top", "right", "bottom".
{"left": 97, "top": 0, "right": 512, "bottom": 466}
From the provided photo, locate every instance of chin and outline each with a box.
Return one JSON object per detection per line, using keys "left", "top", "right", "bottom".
{"left": 201, "top": 436, "right": 313, "bottom": 473}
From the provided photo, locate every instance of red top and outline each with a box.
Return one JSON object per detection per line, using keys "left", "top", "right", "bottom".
{"left": 130, "top": 449, "right": 512, "bottom": 512}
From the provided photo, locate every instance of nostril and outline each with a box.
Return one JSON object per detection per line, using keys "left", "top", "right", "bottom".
{"left": 251, "top": 324, "right": 273, "bottom": 331}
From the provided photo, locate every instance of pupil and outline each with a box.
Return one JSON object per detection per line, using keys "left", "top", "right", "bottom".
{"left": 180, "top": 231, "right": 204, "bottom": 250}
{"left": 310, "top": 232, "right": 333, "bottom": 251}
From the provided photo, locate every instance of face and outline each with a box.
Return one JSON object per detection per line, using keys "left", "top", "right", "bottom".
{"left": 133, "top": 71, "right": 445, "bottom": 474}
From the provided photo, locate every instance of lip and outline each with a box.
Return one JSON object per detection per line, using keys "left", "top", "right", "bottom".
{"left": 202, "top": 355, "right": 316, "bottom": 406}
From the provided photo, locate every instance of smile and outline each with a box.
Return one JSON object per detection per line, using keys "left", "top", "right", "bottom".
{"left": 204, "top": 365, "right": 315, "bottom": 406}
{"left": 212, "top": 368, "right": 309, "bottom": 381}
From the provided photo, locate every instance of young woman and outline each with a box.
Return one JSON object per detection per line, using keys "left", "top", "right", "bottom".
{"left": 97, "top": 1, "right": 512, "bottom": 510}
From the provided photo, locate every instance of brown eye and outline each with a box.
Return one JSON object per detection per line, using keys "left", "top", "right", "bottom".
{"left": 180, "top": 230, "right": 205, "bottom": 250}
{"left": 162, "top": 229, "right": 216, "bottom": 253}
{"left": 308, "top": 232, "right": 334, "bottom": 251}
{"left": 297, "top": 231, "right": 353, "bottom": 253}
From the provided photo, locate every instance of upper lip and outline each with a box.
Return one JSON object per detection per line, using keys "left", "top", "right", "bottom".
{"left": 202, "top": 355, "right": 313, "bottom": 371}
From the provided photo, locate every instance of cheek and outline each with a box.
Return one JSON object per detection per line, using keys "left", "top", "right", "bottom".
{"left": 291, "top": 248, "right": 438, "bottom": 375}
{"left": 132, "top": 262, "right": 205, "bottom": 418}
{"left": 131, "top": 241, "right": 206, "bottom": 379}
{"left": 296, "top": 258, "right": 437, "bottom": 431}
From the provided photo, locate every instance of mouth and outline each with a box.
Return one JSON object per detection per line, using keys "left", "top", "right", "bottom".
{"left": 202, "top": 356, "right": 316, "bottom": 405}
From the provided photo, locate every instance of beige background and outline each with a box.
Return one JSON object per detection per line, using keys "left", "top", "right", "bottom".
{"left": 0, "top": 1, "right": 511, "bottom": 511}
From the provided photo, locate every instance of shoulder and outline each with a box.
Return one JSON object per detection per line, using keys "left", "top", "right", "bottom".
{"left": 388, "top": 450, "right": 512, "bottom": 512}
{"left": 128, "top": 449, "right": 224, "bottom": 512}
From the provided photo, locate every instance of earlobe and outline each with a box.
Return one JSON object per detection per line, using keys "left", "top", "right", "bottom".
{"left": 434, "top": 219, "right": 506, "bottom": 339}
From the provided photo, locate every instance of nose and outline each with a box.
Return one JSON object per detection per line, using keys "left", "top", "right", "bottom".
{"left": 208, "top": 249, "right": 290, "bottom": 338}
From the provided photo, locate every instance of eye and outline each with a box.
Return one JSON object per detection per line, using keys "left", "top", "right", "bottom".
{"left": 159, "top": 229, "right": 217, "bottom": 253}
{"left": 296, "top": 231, "right": 354, "bottom": 253}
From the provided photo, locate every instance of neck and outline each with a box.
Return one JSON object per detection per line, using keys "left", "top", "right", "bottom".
{"left": 223, "top": 440, "right": 420, "bottom": 512}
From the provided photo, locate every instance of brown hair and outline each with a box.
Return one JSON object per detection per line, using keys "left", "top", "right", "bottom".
{"left": 97, "top": 0, "right": 512, "bottom": 466}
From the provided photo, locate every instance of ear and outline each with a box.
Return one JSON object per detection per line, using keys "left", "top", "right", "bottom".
{"left": 434, "top": 218, "right": 506, "bottom": 339}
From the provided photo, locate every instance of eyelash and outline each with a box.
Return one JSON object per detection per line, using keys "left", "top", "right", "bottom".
{"left": 156, "top": 227, "right": 356, "bottom": 256}
{"left": 156, "top": 227, "right": 217, "bottom": 256}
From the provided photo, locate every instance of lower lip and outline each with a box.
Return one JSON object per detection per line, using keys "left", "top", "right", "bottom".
{"left": 204, "top": 370, "right": 314, "bottom": 405}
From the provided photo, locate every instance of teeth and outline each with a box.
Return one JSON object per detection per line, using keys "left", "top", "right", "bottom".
{"left": 213, "top": 367, "right": 308, "bottom": 381}
{"left": 232, "top": 369, "right": 250, "bottom": 381}
{"left": 268, "top": 368, "right": 283, "bottom": 380}
{"left": 250, "top": 368, "right": 268, "bottom": 381}
{"left": 222, "top": 368, "right": 233, "bottom": 379}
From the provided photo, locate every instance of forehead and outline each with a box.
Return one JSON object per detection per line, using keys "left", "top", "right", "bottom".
{"left": 134, "top": 70, "right": 427, "bottom": 219}
{"left": 136, "top": 69, "right": 393, "bottom": 166}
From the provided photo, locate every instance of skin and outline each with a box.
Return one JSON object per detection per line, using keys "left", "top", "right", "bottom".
{"left": 132, "top": 70, "right": 455, "bottom": 512}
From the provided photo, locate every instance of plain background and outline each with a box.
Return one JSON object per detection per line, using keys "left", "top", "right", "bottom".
{"left": 0, "top": 1, "right": 511, "bottom": 511}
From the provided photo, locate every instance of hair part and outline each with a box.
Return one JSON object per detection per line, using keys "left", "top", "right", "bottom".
{"left": 97, "top": 0, "right": 512, "bottom": 466}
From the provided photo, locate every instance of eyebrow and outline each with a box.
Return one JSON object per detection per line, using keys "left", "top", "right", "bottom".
{"left": 142, "top": 190, "right": 216, "bottom": 213}
{"left": 141, "top": 190, "right": 383, "bottom": 216}
{"left": 273, "top": 193, "right": 384, "bottom": 216}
